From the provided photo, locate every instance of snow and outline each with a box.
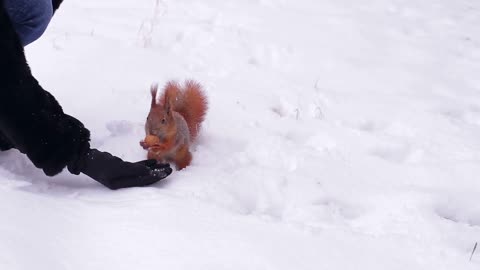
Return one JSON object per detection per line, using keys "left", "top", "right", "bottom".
{"left": 1, "top": 0, "right": 480, "bottom": 269}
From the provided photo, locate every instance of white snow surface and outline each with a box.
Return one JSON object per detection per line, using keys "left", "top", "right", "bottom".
{"left": 1, "top": 0, "right": 480, "bottom": 269}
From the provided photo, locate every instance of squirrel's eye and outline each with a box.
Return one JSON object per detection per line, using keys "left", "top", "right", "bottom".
{"left": 161, "top": 119, "right": 166, "bottom": 124}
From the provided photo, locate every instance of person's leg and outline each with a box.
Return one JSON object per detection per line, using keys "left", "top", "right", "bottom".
{"left": 3, "top": 0, "right": 53, "bottom": 46}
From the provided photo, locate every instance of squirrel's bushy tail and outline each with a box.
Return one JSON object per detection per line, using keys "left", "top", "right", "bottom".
{"left": 160, "top": 80, "right": 208, "bottom": 140}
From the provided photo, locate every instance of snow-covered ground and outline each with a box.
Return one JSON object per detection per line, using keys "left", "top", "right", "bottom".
{"left": 1, "top": 0, "right": 480, "bottom": 269}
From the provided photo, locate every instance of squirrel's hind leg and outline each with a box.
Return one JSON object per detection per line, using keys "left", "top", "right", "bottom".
{"left": 174, "top": 145, "right": 192, "bottom": 170}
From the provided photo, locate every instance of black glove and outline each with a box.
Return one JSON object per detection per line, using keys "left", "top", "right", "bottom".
{"left": 68, "top": 148, "right": 172, "bottom": 190}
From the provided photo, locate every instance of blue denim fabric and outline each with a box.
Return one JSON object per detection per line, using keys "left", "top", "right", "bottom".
{"left": 4, "top": 0, "right": 53, "bottom": 46}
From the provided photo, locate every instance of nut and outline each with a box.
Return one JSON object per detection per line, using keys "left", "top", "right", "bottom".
{"left": 144, "top": 135, "right": 160, "bottom": 147}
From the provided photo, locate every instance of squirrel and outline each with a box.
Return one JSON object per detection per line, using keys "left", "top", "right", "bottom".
{"left": 140, "top": 80, "right": 208, "bottom": 170}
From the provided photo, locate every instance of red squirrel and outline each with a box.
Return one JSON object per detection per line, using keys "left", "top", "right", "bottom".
{"left": 140, "top": 80, "right": 208, "bottom": 170}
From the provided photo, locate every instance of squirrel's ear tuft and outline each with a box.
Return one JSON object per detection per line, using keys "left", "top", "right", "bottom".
{"left": 150, "top": 83, "right": 158, "bottom": 107}
{"left": 164, "top": 92, "right": 172, "bottom": 114}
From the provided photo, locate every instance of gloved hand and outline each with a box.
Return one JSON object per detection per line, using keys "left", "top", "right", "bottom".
{"left": 68, "top": 148, "right": 172, "bottom": 190}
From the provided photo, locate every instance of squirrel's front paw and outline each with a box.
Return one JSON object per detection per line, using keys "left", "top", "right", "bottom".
{"left": 149, "top": 144, "right": 167, "bottom": 152}
{"left": 147, "top": 148, "right": 166, "bottom": 162}
{"left": 139, "top": 140, "right": 149, "bottom": 150}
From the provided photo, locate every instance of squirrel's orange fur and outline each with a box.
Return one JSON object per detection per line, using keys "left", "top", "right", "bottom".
{"left": 140, "top": 80, "right": 208, "bottom": 170}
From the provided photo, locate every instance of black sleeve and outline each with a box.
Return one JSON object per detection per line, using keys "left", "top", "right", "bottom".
{"left": 52, "top": 0, "right": 64, "bottom": 13}
{"left": 0, "top": 131, "right": 13, "bottom": 151}
{"left": 0, "top": 0, "right": 91, "bottom": 176}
